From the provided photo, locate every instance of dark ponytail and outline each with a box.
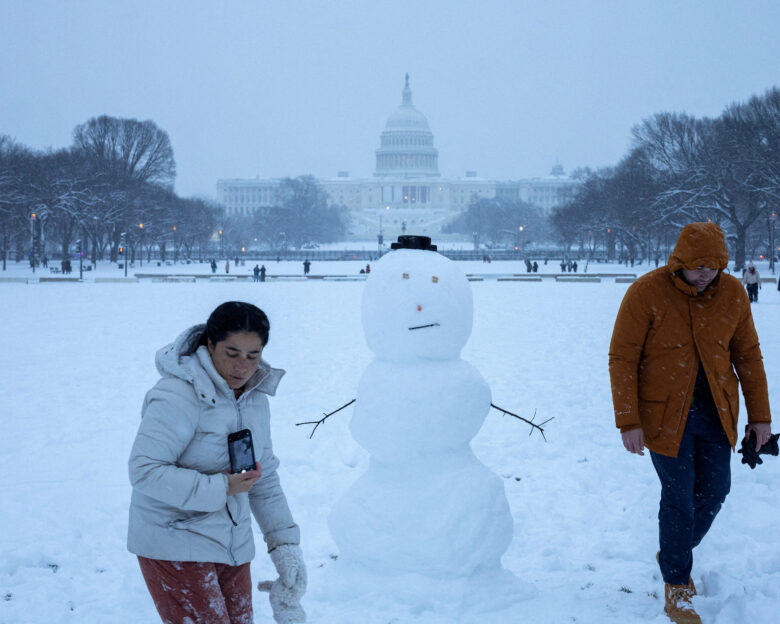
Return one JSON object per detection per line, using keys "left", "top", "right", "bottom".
{"left": 203, "top": 301, "right": 270, "bottom": 346}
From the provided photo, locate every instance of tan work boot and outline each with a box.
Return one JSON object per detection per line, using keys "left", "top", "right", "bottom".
{"left": 664, "top": 581, "right": 702, "bottom": 624}
{"left": 656, "top": 551, "right": 697, "bottom": 594}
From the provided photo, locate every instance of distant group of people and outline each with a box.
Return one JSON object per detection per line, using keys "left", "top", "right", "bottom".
{"left": 560, "top": 259, "right": 578, "bottom": 272}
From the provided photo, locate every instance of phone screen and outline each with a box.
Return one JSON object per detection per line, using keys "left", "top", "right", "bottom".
{"left": 228, "top": 429, "right": 256, "bottom": 474}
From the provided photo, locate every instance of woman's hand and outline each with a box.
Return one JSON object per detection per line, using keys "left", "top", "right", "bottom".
{"left": 227, "top": 462, "right": 262, "bottom": 496}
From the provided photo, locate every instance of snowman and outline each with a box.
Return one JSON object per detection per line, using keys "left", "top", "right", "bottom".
{"left": 327, "top": 236, "right": 520, "bottom": 589}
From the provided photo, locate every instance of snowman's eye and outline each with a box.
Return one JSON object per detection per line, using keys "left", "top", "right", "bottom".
{"left": 402, "top": 273, "right": 409, "bottom": 279}
{"left": 431, "top": 276, "right": 439, "bottom": 283}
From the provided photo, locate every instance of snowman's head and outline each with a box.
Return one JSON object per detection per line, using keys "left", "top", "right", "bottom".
{"left": 362, "top": 249, "right": 473, "bottom": 360}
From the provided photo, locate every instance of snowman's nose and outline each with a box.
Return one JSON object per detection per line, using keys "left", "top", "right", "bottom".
{"left": 417, "top": 305, "right": 422, "bottom": 311}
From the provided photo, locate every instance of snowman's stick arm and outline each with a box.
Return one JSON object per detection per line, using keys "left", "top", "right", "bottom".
{"left": 490, "top": 403, "right": 553, "bottom": 441}
{"left": 295, "top": 398, "right": 356, "bottom": 439}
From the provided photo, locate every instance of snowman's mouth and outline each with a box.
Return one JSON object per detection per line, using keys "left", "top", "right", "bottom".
{"left": 408, "top": 323, "right": 440, "bottom": 331}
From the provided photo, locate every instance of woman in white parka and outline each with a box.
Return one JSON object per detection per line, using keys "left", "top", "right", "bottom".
{"left": 128, "top": 301, "right": 306, "bottom": 624}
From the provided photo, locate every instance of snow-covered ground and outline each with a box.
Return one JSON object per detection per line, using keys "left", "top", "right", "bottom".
{"left": 1, "top": 259, "right": 778, "bottom": 623}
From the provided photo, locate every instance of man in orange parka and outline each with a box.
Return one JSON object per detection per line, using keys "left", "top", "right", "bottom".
{"left": 609, "top": 222, "right": 772, "bottom": 624}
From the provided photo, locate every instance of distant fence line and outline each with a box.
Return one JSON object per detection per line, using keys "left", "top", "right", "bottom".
{"left": 228, "top": 249, "right": 621, "bottom": 262}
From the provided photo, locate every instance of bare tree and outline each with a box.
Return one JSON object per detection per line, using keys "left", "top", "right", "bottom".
{"left": 73, "top": 115, "right": 176, "bottom": 187}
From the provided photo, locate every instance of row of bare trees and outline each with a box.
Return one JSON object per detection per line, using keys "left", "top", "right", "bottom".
{"left": 443, "top": 196, "right": 551, "bottom": 251}
{"left": 553, "top": 87, "right": 780, "bottom": 270}
{"left": 1, "top": 116, "right": 352, "bottom": 270}
{"left": 0, "top": 116, "right": 221, "bottom": 270}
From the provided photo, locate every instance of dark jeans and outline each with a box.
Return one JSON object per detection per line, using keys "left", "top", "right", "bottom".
{"left": 650, "top": 404, "right": 731, "bottom": 585}
{"left": 746, "top": 282, "right": 759, "bottom": 302}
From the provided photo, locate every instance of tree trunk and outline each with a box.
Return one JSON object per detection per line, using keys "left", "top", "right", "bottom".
{"left": 732, "top": 223, "right": 746, "bottom": 272}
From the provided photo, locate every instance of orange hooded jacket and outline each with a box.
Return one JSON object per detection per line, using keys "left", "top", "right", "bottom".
{"left": 609, "top": 222, "right": 771, "bottom": 457}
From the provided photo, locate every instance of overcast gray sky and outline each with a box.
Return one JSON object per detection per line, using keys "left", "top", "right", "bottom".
{"left": 2, "top": 0, "right": 779, "bottom": 198}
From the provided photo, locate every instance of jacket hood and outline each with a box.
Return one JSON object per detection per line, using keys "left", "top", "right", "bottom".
{"left": 667, "top": 222, "right": 729, "bottom": 272}
{"left": 154, "top": 324, "right": 284, "bottom": 398}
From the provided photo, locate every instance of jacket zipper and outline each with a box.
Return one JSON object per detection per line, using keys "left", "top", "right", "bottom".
{"left": 680, "top": 299, "right": 700, "bottom": 432}
{"left": 226, "top": 394, "right": 243, "bottom": 565}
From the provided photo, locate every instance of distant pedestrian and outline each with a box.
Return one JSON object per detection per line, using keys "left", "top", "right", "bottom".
{"left": 42, "top": 255, "right": 48, "bottom": 268}
{"left": 252, "top": 264, "right": 260, "bottom": 282}
{"left": 532, "top": 261, "right": 538, "bottom": 273}
{"left": 560, "top": 260, "right": 566, "bottom": 272}
{"left": 225, "top": 259, "right": 230, "bottom": 274}
{"left": 61, "top": 258, "right": 67, "bottom": 273}
{"left": 260, "top": 265, "right": 266, "bottom": 282}
{"left": 365, "top": 264, "right": 371, "bottom": 274}
{"left": 573, "top": 261, "right": 578, "bottom": 273}
{"left": 210, "top": 259, "right": 217, "bottom": 274}
{"left": 742, "top": 262, "right": 761, "bottom": 303}
{"left": 303, "top": 259, "right": 311, "bottom": 276}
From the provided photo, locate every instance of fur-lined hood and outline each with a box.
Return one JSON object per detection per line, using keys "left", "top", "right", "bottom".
{"left": 154, "top": 324, "right": 284, "bottom": 401}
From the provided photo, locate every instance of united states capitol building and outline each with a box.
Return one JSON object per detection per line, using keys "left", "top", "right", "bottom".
{"left": 217, "top": 75, "right": 579, "bottom": 240}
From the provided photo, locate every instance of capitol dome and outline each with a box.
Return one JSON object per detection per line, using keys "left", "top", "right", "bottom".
{"left": 375, "top": 74, "right": 439, "bottom": 178}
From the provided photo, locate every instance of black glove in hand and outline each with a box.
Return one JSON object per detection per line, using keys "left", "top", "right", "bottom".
{"left": 738, "top": 431, "right": 780, "bottom": 469}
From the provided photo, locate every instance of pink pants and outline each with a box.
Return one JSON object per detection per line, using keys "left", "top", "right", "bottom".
{"left": 137, "top": 556, "right": 253, "bottom": 624}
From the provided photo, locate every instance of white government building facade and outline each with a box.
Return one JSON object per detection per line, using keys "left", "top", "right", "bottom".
{"left": 217, "top": 75, "right": 579, "bottom": 240}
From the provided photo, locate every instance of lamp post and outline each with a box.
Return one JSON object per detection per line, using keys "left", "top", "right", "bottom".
{"left": 770, "top": 211, "right": 777, "bottom": 275}
{"left": 120, "top": 232, "right": 127, "bottom": 277}
{"left": 77, "top": 238, "right": 83, "bottom": 280}
{"left": 30, "top": 212, "right": 37, "bottom": 273}
{"left": 172, "top": 225, "right": 178, "bottom": 263}
{"left": 137, "top": 224, "right": 142, "bottom": 264}
{"left": 518, "top": 225, "right": 525, "bottom": 257}
{"left": 219, "top": 229, "right": 224, "bottom": 258}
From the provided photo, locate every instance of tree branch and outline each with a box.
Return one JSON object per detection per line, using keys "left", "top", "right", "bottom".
{"left": 296, "top": 399, "right": 356, "bottom": 439}
{"left": 490, "top": 403, "right": 553, "bottom": 441}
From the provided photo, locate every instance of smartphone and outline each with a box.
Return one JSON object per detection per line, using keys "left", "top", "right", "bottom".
{"left": 227, "top": 429, "right": 257, "bottom": 474}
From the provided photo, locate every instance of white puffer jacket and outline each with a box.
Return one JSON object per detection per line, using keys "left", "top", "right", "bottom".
{"left": 127, "top": 325, "right": 300, "bottom": 565}
{"left": 742, "top": 268, "right": 761, "bottom": 285}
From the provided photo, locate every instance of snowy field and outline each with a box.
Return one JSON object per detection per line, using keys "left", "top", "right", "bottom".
{"left": 1, "top": 259, "right": 779, "bottom": 623}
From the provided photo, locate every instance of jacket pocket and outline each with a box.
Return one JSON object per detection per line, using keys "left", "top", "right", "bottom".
{"left": 638, "top": 398, "right": 666, "bottom": 440}
{"left": 722, "top": 383, "right": 740, "bottom": 430}
{"left": 169, "top": 511, "right": 211, "bottom": 530}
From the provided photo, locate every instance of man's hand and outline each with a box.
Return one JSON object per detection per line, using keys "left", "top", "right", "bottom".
{"left": 745, "top": 423, "right": 772, "bottom": 452}
{"left": 227, "top": 462, "right": 262, "bottom": 496}
{"left": 621, "top": 428, "right": 645, "bottom": 456}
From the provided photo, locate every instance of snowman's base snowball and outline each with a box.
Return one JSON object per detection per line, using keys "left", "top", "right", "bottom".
{"left": 329, "top": 451, "right": 513, "bottom": 577}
